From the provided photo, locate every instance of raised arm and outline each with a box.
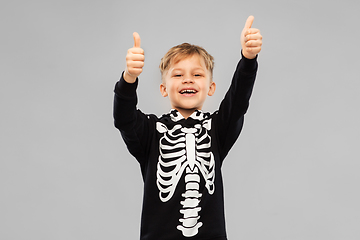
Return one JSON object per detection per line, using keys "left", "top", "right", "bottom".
{"left": 216, "top": 16, "right": 262, "bottom": 160}
{"left": 114, "top": 32, "right": 152, "bottom": 165}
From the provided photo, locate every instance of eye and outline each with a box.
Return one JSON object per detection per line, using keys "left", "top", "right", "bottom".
{"left": 194, "top": 74, "right": 203, "bottom": 77}
{"left": 173, "top": 74, "right": 182, "bottom": 78}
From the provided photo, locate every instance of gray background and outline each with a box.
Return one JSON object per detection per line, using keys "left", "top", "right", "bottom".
{"left": 1, "top": 0, "right": 359, "bottom": 239}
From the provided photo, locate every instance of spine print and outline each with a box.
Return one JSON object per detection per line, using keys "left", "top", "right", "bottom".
{"left": 177, "top": 130, "right": 202, "bottom": 237}
{"left": 177, "top": 166, "right": 203, "bottom": 237}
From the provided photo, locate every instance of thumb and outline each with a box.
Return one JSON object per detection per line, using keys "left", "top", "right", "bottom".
{"left": 133, "top": 32, "right": 141, "bottom": 48}
{"left": 244, "top": 15, "right": 254, "bottom": 29}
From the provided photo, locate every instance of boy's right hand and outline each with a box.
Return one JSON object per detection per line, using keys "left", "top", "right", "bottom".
{"left": 123, "top": 32, "right": 144, "bottom": 83}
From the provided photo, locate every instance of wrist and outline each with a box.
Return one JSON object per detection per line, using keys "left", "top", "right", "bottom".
{"left": 123, "top": 71, "right": 137, "bottom": 83}
{"left": 241, "top": 49, "right": 257, "bottom": 60}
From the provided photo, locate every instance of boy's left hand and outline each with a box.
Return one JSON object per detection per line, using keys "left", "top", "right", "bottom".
{"left": 241, "top": 16, "right": 262, "bottom": 59}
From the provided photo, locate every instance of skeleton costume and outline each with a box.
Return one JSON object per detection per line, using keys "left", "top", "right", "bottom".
{"left": 114, "top": 55, "right": 258, "bottom": 240}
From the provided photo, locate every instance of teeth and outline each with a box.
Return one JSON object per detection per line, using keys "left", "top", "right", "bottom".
{"left": 181, "top": 89, "right": 196, "bottom": 94}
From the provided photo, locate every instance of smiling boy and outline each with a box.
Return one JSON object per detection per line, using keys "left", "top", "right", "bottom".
{"left": 114, "top": 16, "right": 262, "bottom": 240}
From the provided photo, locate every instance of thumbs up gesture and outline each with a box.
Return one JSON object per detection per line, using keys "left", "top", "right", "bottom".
{"left": 241, "top": 16, "right": 262, "bottom": 59}
{"left": 123, "top": 32, "right": 145, "bottom": 83}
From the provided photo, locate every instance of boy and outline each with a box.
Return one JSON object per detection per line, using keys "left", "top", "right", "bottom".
{"left": 114, "top": 16, "right": 262, "bottom": 240}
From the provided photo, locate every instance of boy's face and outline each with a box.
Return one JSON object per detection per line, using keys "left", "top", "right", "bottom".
{"left": 160, "top": 54, "right": 216, "bottom": 117}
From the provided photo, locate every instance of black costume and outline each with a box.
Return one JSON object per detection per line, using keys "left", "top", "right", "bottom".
{"left": 114, "top": 54, "right": 258, "bottom": 240}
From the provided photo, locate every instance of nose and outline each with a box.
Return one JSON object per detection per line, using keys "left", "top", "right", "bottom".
{"left": 182, "top": 76, "right": 194, "bottom": 84}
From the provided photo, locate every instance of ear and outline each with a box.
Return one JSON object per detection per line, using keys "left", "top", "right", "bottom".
{"left": 160, "top": 83, "right": 168, "bottom": 97}
{"left": 207, "top": 81, "right": 216, "bottom": 96}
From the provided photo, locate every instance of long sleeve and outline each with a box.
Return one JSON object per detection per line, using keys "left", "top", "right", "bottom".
{"left": 216, "top": 53, "right": 258, "bottom": 161}
{"left": 113, "top": 73, "right": 153, "bottom": 166}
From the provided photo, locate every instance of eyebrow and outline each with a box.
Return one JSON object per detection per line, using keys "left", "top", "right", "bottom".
{"left": 171, "top": 67, "right": 205, "bottom": 71}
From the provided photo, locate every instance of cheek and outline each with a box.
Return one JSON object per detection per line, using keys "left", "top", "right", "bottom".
{"left": 168, "top": 82, "right": 179, "bottom": 93}
{"left": 201, "top": 82, "right": 210, "bottom": 91}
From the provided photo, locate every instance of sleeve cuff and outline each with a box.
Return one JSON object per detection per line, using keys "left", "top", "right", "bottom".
{"left": 114, "top": 71, "right": 138, "bottom": 98}
{"left": 239, "top": 50, "right": 258, "bottom": 72}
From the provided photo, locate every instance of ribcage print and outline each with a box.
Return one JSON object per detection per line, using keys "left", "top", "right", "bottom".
{"left": 156, "top": 119, "right": 215, "bottom": 237}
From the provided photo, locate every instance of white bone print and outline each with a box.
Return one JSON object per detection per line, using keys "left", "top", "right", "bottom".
{"left": 156, "top": 119, "right": 215, "bottom": 237}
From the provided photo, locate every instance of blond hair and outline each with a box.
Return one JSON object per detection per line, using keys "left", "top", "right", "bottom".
{"left": 159, "top": 43, "right": 214, "bottom": 80}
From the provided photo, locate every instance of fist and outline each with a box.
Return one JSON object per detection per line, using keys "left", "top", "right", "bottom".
{"left": 124, "top": 32, "right": 145, "bottom": 83}
{"left": 241, "top": 16, "right": 262, "bottom": 59}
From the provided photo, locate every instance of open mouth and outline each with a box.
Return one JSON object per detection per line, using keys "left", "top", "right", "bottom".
{"left": 180, "top": 89, "right": 197, "bottom": 94}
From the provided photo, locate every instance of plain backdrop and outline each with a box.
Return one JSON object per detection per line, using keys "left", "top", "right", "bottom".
{"left": 1, "top": 0, "right": 359, "bottom": 239}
